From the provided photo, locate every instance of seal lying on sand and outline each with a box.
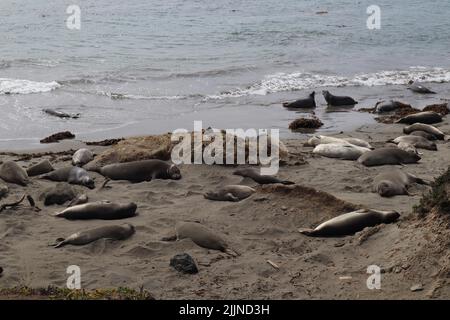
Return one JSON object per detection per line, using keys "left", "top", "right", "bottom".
{"left": 396, "top": 142, "right": 420, "bottom": 155}
{"left": 306, "top": 135, "right": 372, "bottom": 149}
{"left": 408, "top": 130, "right": 438, "bottom": 141}
{"left": 396, "top": 111, "right": 442, "bottom": 124}
{"left": 373, "top": 168, "right": 429, "bottom": 197}
{"left": 322, "top": 90, "right": 358, "bottom": 106}
{"left": 26, "top": 159, "right": 54, "bottom": 177}
{"left": 41, "top": 167, "right": 95, "bottom": 189}
{"left": 233, "top": 168, "right": 294, "bottom": 185}
{"left": 403, "top": 123, "right": 448, "bottom": 140}
{"left": 407, "top": 81, "right": 436, "bottom": 94}
{"left": 282, "top": 92, "right": 316, "bottom": 108}
{"left": 72, "top": 148, "right": 94, "bottom": 166}
{"left": 54, "top": 224, "right": 135, "bottom": 248}
{"left": 357, "top": 147, "right": 421, "bottom": 166}
{"left": 204, "top": 185, "right": 255, "bottom": 202}
{"left": 374, "top": 100, "right": 409, "bottom": 113}
{"left": 54, "top": 201, "right": 137, "bottom": 220}
{"left": 100, "top": 160, "right": 181, "bottom": 182}
{"left": 313, "top": 143, "right": 370, "bottom": 160}
{"left": 299, "top": 209, "right": 400, "bottom": 237}
{"left": 0, "top": 161, "right": 29, "bottom": 186}
{"left": 390, "top": 135, "right": 437, "bottom": 151}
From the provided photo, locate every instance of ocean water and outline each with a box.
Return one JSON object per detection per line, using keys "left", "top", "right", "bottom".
{"left": 0, "top": 0, "right": 449, "bottom": 150}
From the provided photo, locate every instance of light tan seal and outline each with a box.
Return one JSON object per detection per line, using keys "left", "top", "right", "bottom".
{"left": 204, "top": 185, "right": 255, "bottom": 202}
{"left": 0, "top": 161, "right": 29, "bottom": 186}
{"left": 373, "top": 168, "right": 429, "bottom": 197}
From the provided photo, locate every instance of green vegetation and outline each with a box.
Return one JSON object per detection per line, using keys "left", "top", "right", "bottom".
{"left": 414, "top": 167, "right": 450, "bottom": 217}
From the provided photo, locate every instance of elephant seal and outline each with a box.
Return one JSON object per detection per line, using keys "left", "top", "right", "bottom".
{"left": 100, "top": 160, "right": 181, "bottom": 182}
{"left": 72, "top": 148, "right": 94, "bottom": 166}
{"left": 313, "top": 143, "right": 370, "bottom": 160}
{"left": 43, "top": 108, "right": 80, "bottom": 119}
{"left": 403, "top": 123, "right": 447, "bottom": 140}
{"left": 204, "top": 185, "right": 255, "bottom": 202}
{"left": 374, "top": 100, "right": 408, "bottom": 113}
{"left": 408, "top": 130, "right": 438, "bottom": 141}
{"left": 299, "top": 209, "right": 400, "bottom": 237}
{"left": 54, "top": 223, "right": 135, "bottom": 248}
{"left": 67, "top": 194, "right": 88, "bottom": 207}
{"left": 282, "top": 91, "right": 316, "bottom": 108}
{"left": 396, "top": 111, "right": 442, "bottom": 124}
{"left": 322, "top": 90, "right": 358, "bottom": 106}
{"left": 0, "top": 161, "right": 29, "bottom": 186}
{"left": 41, "top": 166, "right": 95, "bottom": 189}
{"left": 407, "top": 81, "right": 436, "bottom": 94}
{"left": 357, "top": 147, "right": 421, "bottom": 166}
{"left": 306, "top": 135, "right": 372, "bottom": 149}
{"left": 233, "top": 168, "right": 294, "bottom": 185}
{"left": 26, "top": 159, "right": 54, "bottom": 177}
{"left": 55, "top": 201, "right": 137, "bottom": 220}
{"left": 373, "top": 168, "right": 429, "bottom": 197}
{"left": 396, "top": 142, "right": 419, "bottom": 155}
{"left": 174, "top": 222, "right": 237, "bottom": 255}
{"left": 390, "top": 135, "right": 437, "bottom": 151}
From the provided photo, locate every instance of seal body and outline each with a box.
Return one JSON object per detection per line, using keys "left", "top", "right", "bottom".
{"left": 357, "top": 147, "right": 421, "bottom": 166}
{"left": 233, "top": 168, "right": 294, "bottom": 185}
{"left": 373, "top": 168, "right": 428, "bottom": 197}
{"left": 306, "top": 135, "right": 372, "bottom": 149}
{"left": 408, "top": 130, "right": 437, "bottom": 141}
{"left": 41, "top": 166, "right": 95, "bottom": 189}
{"left": 403, "top": 123, "right": 446, "bottom": 140}
{"left": 391, "top": 135, "right": 437, "bottom": 151}
{"left": 72, "top": 148, "right": 94, "bottom": 166}
{"left": 100, "top": 160, "right": 181, "bottom": 182}
{"left": 396, "top": 142, "right": 419, "bottom": 155}
{"left": 313, "top": 143, "right": 370, "bottom": 160}
{"left": 55, "top": 224, "right": 135, "bottom": 248}
{"left": 283, "top": 91, "right": 316, "bottom": 108}
{"left": 0, "top": 161, "right": 29, "bottom": 186}
{"left": 374, "top": 100, "right": 408, "bottom": 113}
{"left": 407, "top": 81, "right": 436, "bottom": 94}
{"left": 396, "top": 111, "right": 442, "bottom": 124}
{"left": 55, "top": 201, "right": 137, "bottom": 220}
{"left": 204, "top": 185, "right": 255, "bottom": 202}
{"left": 176, "top": 222, "right": 229, "bottom": 252}
{"left": 322, "top": 90, "right": 358, "bottom": 106}
{"left": 299, "top": 209, "right": 400, "bottom": 237}
{"left": 26, "top": 159, "right": 54, "bottom": 177}
{"left": 43, "top": 108, "right": 80, "bottom": 119}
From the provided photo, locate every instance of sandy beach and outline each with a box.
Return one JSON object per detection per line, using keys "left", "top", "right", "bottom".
{"left": 0, "top": 114, "right": 448, "bottom": 300}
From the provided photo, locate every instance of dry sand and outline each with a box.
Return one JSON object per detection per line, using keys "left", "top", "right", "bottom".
{"left": 0, "top": 118, "right": 449, "bottom": 299}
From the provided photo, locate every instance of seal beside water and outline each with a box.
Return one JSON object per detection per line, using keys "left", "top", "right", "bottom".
{"left": 322, "top": 90, "right": 358, "bottom": 106}
{"left": 407, "top": 81, "right": 436, "bottom": 94}
{"left": 396, "top": 111, "right": 442, "bottom": 125}
{"left": 282, "top": 91, "right": 316, "bottom": 108}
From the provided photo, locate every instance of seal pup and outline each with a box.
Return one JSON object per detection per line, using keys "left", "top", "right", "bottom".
{"left": 322, "top": 90, "right": 358, "bottom": 106}
{"left": 55, "top": 201, "right": 137, "bottom": 220}
{"left": 390, "top": 135, "right": 437, "bottom": 151}
{"left": 233, "top": 168, "right": 294, "bottom": 185}
{"left": 357, "top": 147, "right": 421, "bottom": 166}
{"left": 54, "top": 224, "right": 135, "bottom": 248}
{"left": 373, "top": 168, "right": 429, "bottom": 197}
{"left": 282, "top": 92, "right": 316, "bottom": 108}
{"left": 306, "top": 135, "right": 372, "bottom": 149}
{"left": 403, "top": 123, "right": 448, "bottom": 140}
{"left": 313, "top": 143, "right": 370, "bottom": 160}
{"left": 43, "top": 108, "right": 80, "bottom": 119}
{"left": 0, "top": 161, "right": 29, "bottom": 186}
{"left": 72, "top": 148, "right": 94, "bottom": 166}
{"left": 173, "top": 222, "right": 237, "bottom": 256}
{"left": 26, "top": 159, "right": 54, "bottom": 177}
{"left": 41, "top": 166, "right": 95, "bottom": 189}
{"left": 396, "top": 111, "right": 442, "bottom": 125}
{"left": 299, "top": 209, "right": 400, "bottom": 237}
{"left": 99, "top": 160, "right": 181, "bottom": 182}
{"left": 407, "top": 81, "right": 436, "bottom": 94}
{"left": 204, "top": 185, "right": 255, "bottom": 202}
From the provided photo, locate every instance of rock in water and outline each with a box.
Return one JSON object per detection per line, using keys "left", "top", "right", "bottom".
{"left": 26, "top": 159, "right": 54, "bottom": 176}
{"left": 40, "top": 183, "right": 76, "bottom": 206}
{"left": 40, "top": 131, "right": 75, "bottom": 143}
{"left": 0, "top": 161, "right": 29, "bottom": 186}
{"left": 170, "top": 253, "right": 198, "bottom": 274}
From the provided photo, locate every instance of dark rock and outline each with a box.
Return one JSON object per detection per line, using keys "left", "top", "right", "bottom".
{"left": 289, "top": 117, "right": 323, "bottom": 131}
{"left": 170, "top": 253, "right": 198, "bottom": 274}
{"left": 85, "top": 138, "right": 124, "bottom": 146}
{"left": 40, "top": 183, "right": 76, "bottom": 206}
{"left": 40, "top": 131, "right": 75, "bottom": 144}
{"left": 0, "top": 266, "right": 3, "bottom": 276}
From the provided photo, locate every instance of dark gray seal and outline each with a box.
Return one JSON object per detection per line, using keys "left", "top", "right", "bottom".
{"left": 204, "top": 185, "right": 255, "bottom": 202}
{"left": 373, "top": 168, "right": 429, "bottom": 197}
{"left": 43, "top": 108, "right": 80, "bottom": 119}
{"left": 233, "top": 167, "right": 294, "bottom": 185}
{"left": 357, "top": 147, "right": 421, "bottom": 166}
{"left": 408, "top": 130, "right": 438, "bottom": 141}
{"left": 390, "top": 135, "right": 437, "bottom": 151}
{"left": 54, "top": 223, "right": 135, "bottom": 248}
{"left": 0, "top": 161, "right": 29, "bottom": 186}
{"left": 322, "top": 90, "right": 358, "bottom": 106}
{"left": 403, "top": 123, "right": 447, "bottom": 140}
{"left": 299, "top": 209, "right": 400, "bottom": 237}
{"left": 396, "top": 111, "right": 442, "bottom": 124}
{"left": 407, "top": 81, "right": 436, "bottom": 94}
{"left": 282, "top": 91, "right": 316, "bottom": 108}
{"left": 41, "top": 166, "right": 95, "bottom": 189}
{"left": 26, "top": 159, "right": 54, "bottom": 177}
{"left": 54, "top": 201, "right": 137, "bottom": 220}
{"left": 100, "top": 160, "right": 181, "bottom": 182}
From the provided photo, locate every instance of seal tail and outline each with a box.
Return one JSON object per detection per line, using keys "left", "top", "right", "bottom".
{"left": 298, "top": 228, "right": 316, "bottom": 236}
{"left": 281, "top": 180, "right": 295, "bottom": 185}
{"left": 53, "top": 238, "right": 67, "bottom": 248}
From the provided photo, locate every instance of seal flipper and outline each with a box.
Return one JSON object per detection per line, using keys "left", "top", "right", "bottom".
{"left": 281, "top": 180, "right": 295, "bottom": 185}
{"left": 53, "top": 238, "right": 67, "bottom": 248}
{"left": 298, "top": 228, "right": 316, "bottom": 236}
{"left": 226, "top": 193, "right": 240, "bottom": 202}
{"left": 161, "top": 234, "right": 177, "bottom": 242}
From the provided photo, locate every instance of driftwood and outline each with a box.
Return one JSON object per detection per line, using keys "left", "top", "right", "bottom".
{"left": 0, "top": 194, "right": 40, "bottom": 213}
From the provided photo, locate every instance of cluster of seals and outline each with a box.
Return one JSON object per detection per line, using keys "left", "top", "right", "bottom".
{"left": 313, "top": 143, "right": 370, "bottom": 160}
{"left": 357, "top": 147, "right": 421, "bottom": 166}
{"left": 299, "top": 209, "right": 400, "bottom": 237}
{"left": 282, "top": 91, "right": 316, "bottom": 108}
{"left": 390, "top": 135, "right": 437, "bottom": 151}
{"left": 403, "top": 123, "right": 448, "bottom": 140}
{"left": 99, "top": 159, "right": 181, "bottom": 183}
{"left": 0, "top": 161, "right": 29, "bottom": 186}
{"left": 373, "top": 168, "right": 429, "bottom": 197}
{"left": 204, "top": 185, "right": 255, "bottom": 202}
{"left": 43, "top": 108, "right": 80, "bottom": 119}
{"left": 322, "top": 90, "right": 358, "bottom": 106}
{"left": 374, "top": 100, "right": 409, "bottom": 113}
{"left": 41, "top": 166, "right": 95, "bottom": 189}
{"left": 233, "top": 168, "right": 294, "bottom": 185}
{"left": 54, "top": 224, "right": 135, "bottom": 248}
{"left": 396, "top": 111, "right": 442, "bottom": 125}
{"left": 54, "top": 201, "right": 137, "bottom": 220}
